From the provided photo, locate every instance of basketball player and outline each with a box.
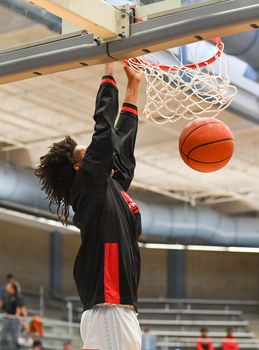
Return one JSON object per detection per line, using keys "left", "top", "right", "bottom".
{"left": 35, "top": 63, "right": 142, "bottom": 350}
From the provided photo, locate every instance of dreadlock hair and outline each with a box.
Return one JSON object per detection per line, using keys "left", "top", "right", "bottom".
{"left": 35, "top": 136, "right": 77, "bottom": 224}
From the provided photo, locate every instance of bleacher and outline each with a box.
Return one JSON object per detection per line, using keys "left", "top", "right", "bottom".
{"left": 0, "top": 314, "right": 81, "bottom": 350}
{"left": 63, "top": 296, "right": 259, "bottom": 349}
{"left": 138, "top": 298, "right": 259, "bottom": 350}
{"left": 1, "top": 297, "right": 259, "bottom": 349}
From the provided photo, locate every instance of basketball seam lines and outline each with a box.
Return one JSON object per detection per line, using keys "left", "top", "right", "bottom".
{"left": 186, "top": 138, "right": 234, "bottom": 160}
{"left": 181, "top": 153, "right": 232, "bottom": 164}
{"left": 180, "top": 120, "right": 225, "bottom": 151}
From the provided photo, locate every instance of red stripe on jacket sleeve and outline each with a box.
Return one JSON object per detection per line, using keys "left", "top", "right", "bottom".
{"left": 121, "top": 106, "right": 138, "bottom": 116}
{"left": 101, "top": 78, "right": 117, "bottom": 89}
{"left": 104, "top": 243, "right": 120, "bottom": 304}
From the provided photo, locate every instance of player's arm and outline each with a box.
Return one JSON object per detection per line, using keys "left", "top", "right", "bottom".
{"left": 113, "top": 65, "right": 142, "bottom": 190}
{"left": 80, "top": 63, "right": 119, "bottom": 187}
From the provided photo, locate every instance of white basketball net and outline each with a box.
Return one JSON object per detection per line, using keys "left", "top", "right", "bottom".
{"left": 126, "top": 38, "right": 237, "bottom": 124}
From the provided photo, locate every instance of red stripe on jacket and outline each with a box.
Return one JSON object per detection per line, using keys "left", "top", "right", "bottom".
{"left": 104, "top": 243, "right": 120, "bottom": 304}
{"left": 101, "top": 78, "right": 117, "bottom": 89}
{"left": 121, "top": 106, "right": 138, "bottom": 116}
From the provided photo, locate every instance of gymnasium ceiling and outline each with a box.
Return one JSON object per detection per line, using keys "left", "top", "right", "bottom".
{"left": 1, "top": 2, "right": 259, "bottom": 216}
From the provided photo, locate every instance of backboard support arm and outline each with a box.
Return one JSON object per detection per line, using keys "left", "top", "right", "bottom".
{"left": 1, "top": 0, "right": 259, "bottom": 84}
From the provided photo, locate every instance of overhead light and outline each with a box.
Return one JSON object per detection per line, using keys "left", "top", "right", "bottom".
{"left": 36, "top": 216, "right": 79, "bottom": 232}
{"left": 0, "top": 207, "right": 79, "bottom": 234}
{"left": 227, "top": 246, "right": 259, "bottom": 253}
{"left": 187, "top": 245, "right": 227, "bottom": 252}
{"left": 142, "top": 243, "right": 185, "bottom": 250}
{"left": 139, "top": 242, "right": 259, "bottom": 253}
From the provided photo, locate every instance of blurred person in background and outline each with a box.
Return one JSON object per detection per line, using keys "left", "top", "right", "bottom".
{"left": 5, "top": 273, "right": 22, "bottom": 294}
{"left": 0, "top": 283, "right": 26, "bottom": 349}
{"left": 141, "top": 327, "right": 157, "bottom": 350}
{"left": 222, "top": 328, "right": 239, "bottom": 350}
{"left": 196, "top": 327, "right": 214, "bottom": 350}
{"left": 29, "top": 315, "right": 44, "bottom": 339}
{"left": 63, "top": 340, "right": 72, "bottom": 350}
{"left": 32, "top": 339, "right": 43, "bottom": 350}
{"left": 17, "top": 320, "right": 33, "bottom": 349}
{"left": 0, "top": 273, "right": 21, "bottom": 301}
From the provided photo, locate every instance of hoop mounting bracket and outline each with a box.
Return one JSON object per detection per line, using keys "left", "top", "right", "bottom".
{"left": 94, "top": 4, "right": 131, "bottom": 44}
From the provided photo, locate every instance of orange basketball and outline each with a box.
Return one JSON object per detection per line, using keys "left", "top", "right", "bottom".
{"left": 179, "top": 118, "right": 234, "bottom": 172}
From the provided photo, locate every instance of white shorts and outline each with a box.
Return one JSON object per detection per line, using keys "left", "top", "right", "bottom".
{"left": 80, "top": 304, "right": 142, "bottom": 350}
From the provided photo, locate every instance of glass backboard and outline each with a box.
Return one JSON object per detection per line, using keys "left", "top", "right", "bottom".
{"left": 0, "top": 0, "right": 63, "bottom": 51}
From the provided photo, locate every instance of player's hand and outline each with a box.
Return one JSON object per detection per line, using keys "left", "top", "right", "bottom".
{"left": 123, "top": 64, "right": 143, "bottom": 84}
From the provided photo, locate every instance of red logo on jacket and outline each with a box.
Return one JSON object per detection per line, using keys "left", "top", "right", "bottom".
{"left": 121, "top": 192, "right": 139, "bottom": 215}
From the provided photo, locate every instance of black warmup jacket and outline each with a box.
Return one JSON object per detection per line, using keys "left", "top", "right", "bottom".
{"left": 70, "top": 76, "right": 141, "bottom": 312}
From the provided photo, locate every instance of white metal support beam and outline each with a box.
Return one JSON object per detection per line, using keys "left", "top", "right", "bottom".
{"left": 27, "top": 0, "right": 129, "bottom": 40}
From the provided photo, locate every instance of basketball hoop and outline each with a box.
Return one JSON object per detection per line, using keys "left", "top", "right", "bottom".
{"left": 125, "top": 38, "right": 237, "bottom": 124}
